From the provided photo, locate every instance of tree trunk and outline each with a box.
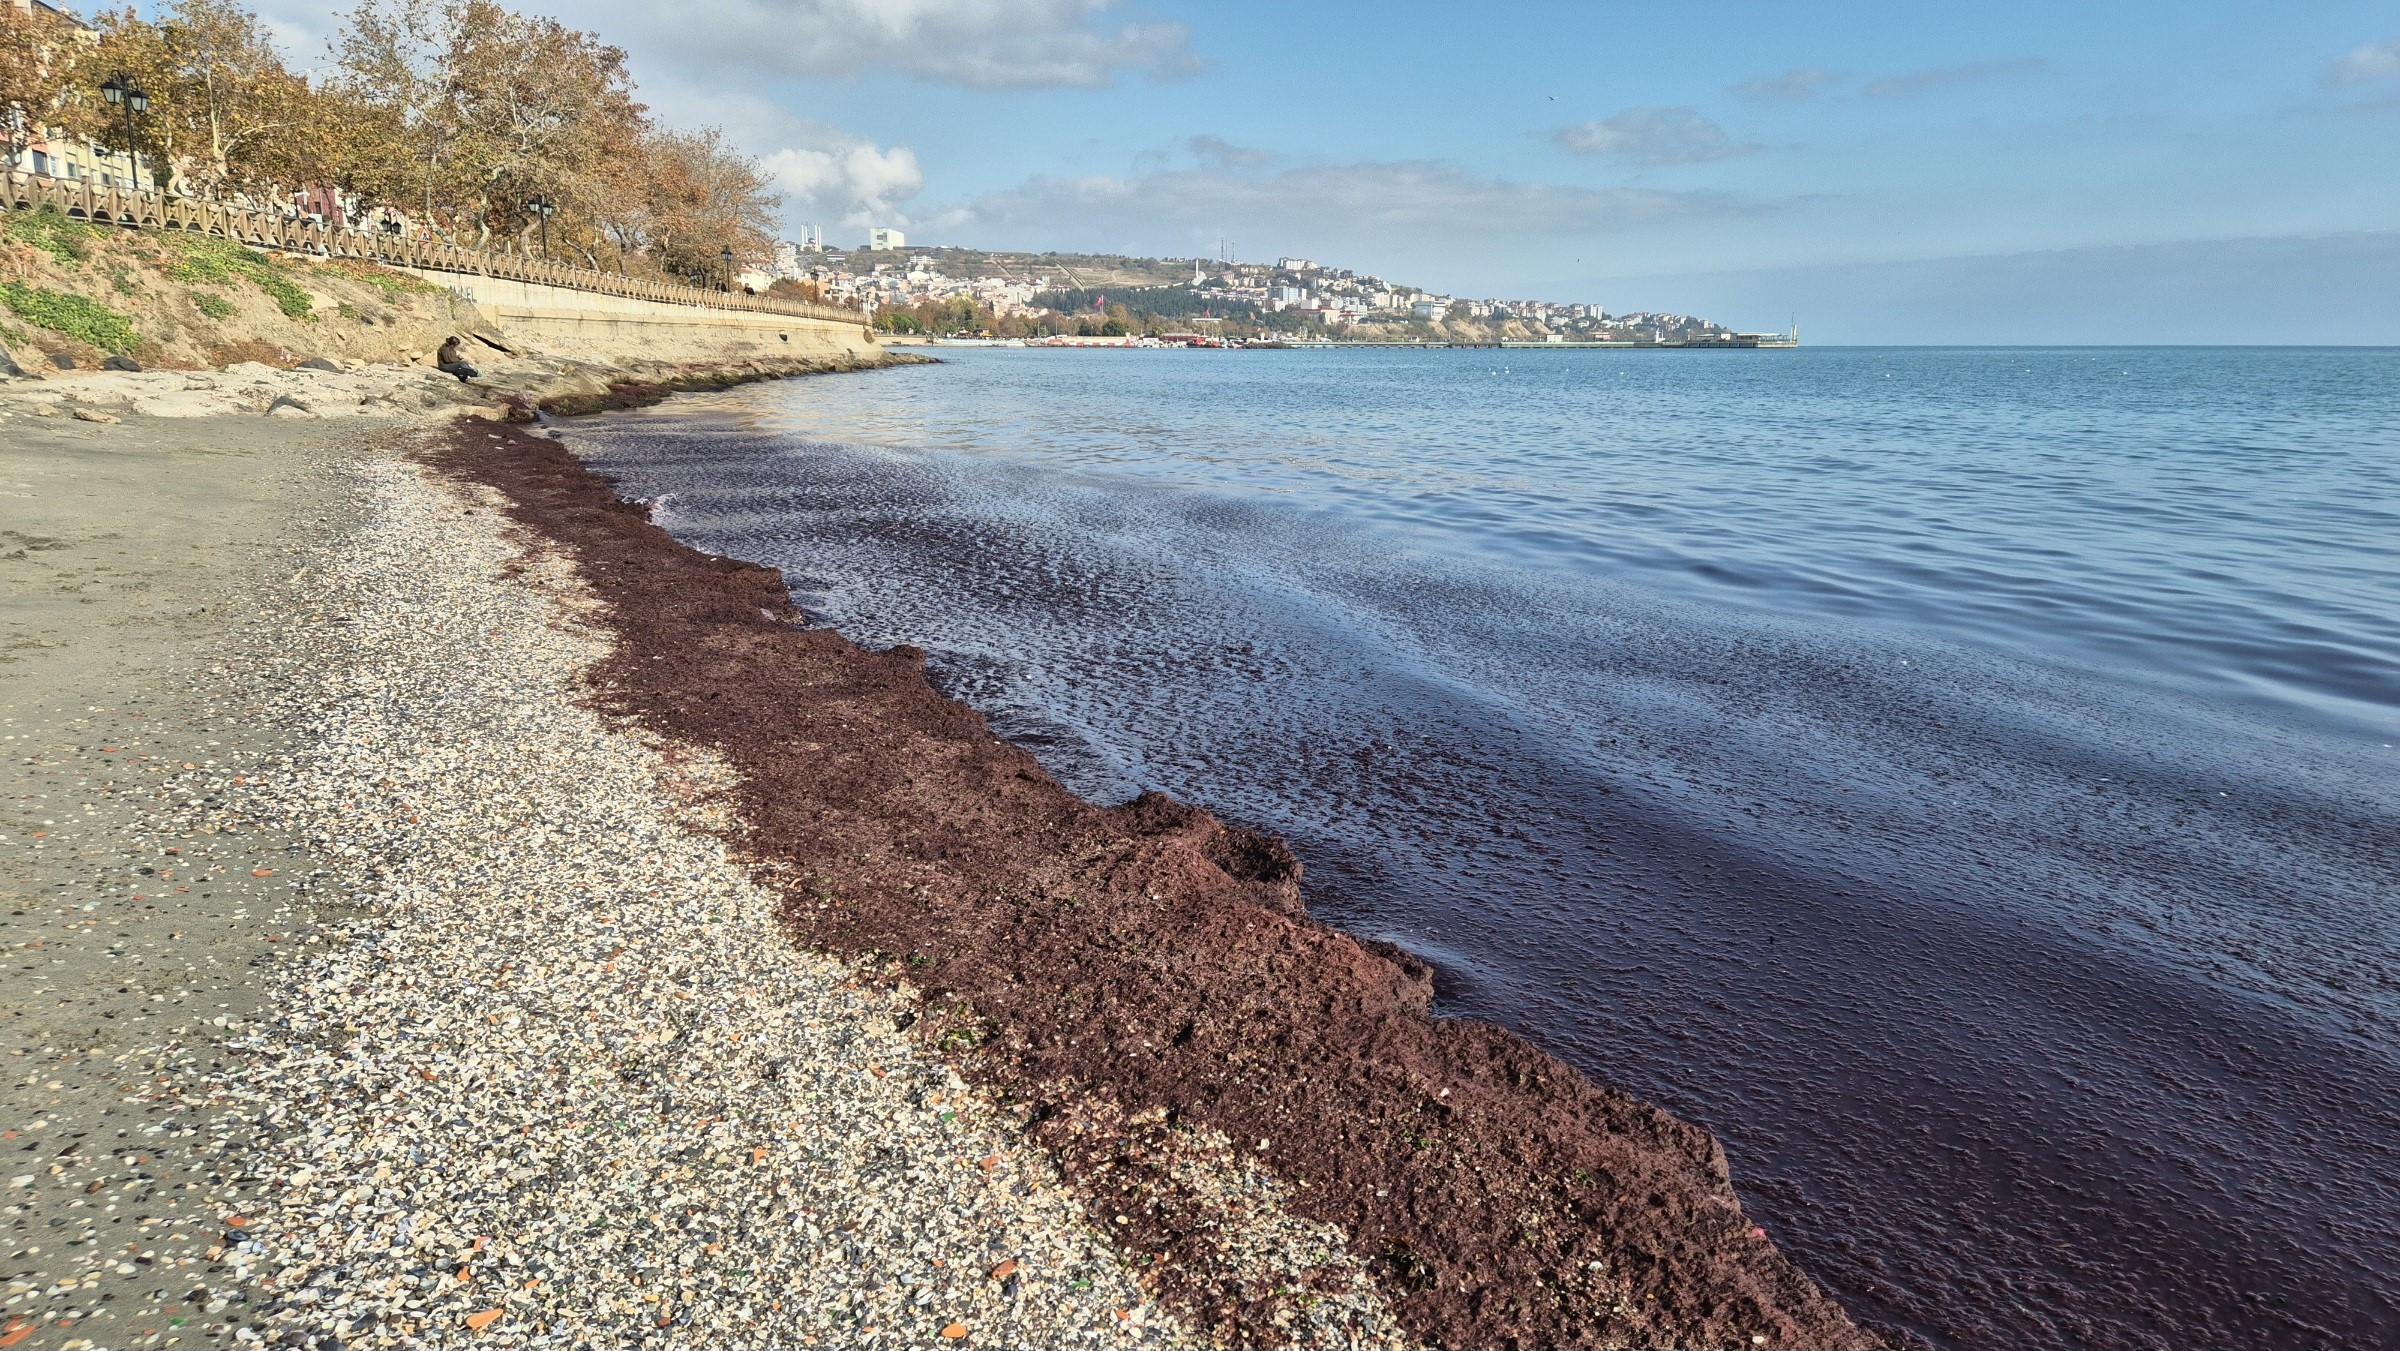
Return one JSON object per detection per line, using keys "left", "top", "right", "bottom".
{"left": 205, "top": 63, "right": 229, "bottom": 196}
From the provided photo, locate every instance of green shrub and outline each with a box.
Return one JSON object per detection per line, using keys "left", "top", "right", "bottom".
{"left": 255, "top": 272, "right": 313, "bottom": 320}
{"left": 323, "top": 261, "right": 437, "bottom": 298}
{"left": 2, "top": 208, "right": 103, "bottom": 265}
{"left": 191, "top": 291, "right": 236, "bottom": 320}
{"left": 0, "top": 282, "right": 137, "bottom": 352}
{"left": 164, "top": 235, "right": 313, "bottom": 319}
{"left": 161, "top": 234, "right": 253, "bottom": 284}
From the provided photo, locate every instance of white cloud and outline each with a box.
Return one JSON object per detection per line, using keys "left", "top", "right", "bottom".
{"left": 2326, "top": 36, "right": 2400, "bottom": 87}
{"left": 1549, "top": 108, "right": 1759, "bottom": 166}
{"left": 927, "top": 158, "right": 1751, "bottom": 258}
{"left": 1732, "top": 68, "right": 1846, "bottom": 102}
{"left": 762, "top": 139, "right": 925, "bottom": 234}
{"left": 625, "top": 86, "right": 923, "bottom": 236}
{"left": 609, "top": 0, "right": 1198, "bottom": 89}
{"left": 1862, "top": 58, "right": 2044, "bottom": 97}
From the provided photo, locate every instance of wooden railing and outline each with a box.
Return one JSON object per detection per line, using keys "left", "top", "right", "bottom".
{"left": 2, "top": 169, "right": 869, "bottom": 329}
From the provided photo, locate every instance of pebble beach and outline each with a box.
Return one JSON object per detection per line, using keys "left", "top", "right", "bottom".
{"left": 196, "top": 454, "right": 1214, "bottom": 1348}
{"left": 4, "top": 413, "right": 1399, "bottom": 1349}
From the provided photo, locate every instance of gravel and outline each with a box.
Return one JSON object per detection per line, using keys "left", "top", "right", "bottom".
{"left": 162, "top": 453, "right": 1198, "bottom": 1348}
{"left": 0, "top": 362, "right": 486, "bottom": 422}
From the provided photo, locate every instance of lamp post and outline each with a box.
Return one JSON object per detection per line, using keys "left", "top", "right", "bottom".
{"left": 719, "top": 247, "right": 735, "bottom": 292}
{"left": 528, "top": 195, "right": 555, "bottom": 259}
{"left": 98, "top": 75, "right": 150, "bottom": 193}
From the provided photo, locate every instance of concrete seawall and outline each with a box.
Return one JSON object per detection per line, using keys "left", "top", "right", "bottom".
{"left": 399, "top": 268, "right": 885, "bottom": 365}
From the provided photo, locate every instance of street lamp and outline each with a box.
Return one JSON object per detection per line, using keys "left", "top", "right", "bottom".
{"left": 720, "top": 247, "right": 735, "bottom": 292}
{"left": 527, "top": 195, "right": 555, "bottom": 259}
{"left": 98, "top": 75, "right": 150, "bottom": 193}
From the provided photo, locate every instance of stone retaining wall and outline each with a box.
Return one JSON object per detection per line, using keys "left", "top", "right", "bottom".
{"left": 415, "top": 270, "right": 884, "bottom": 364}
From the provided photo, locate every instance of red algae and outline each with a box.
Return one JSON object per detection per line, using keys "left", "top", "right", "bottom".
{"left": 426, "top": 419, "right": 1875, "bottom": 1350}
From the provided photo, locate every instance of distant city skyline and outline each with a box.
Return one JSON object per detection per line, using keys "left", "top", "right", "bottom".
{"left": 227, "top": 0, "right": 2400, "bottom": 342}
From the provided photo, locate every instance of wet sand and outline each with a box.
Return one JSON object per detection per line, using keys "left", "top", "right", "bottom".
{"left": 1, "top": 417, "right": 382, "bottom": 1345}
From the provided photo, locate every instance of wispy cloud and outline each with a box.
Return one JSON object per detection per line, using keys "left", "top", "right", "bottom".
{"left": 604, "top": 0, "right": 1200, "bottom": 90}
{"left": 244, "top": 0, "right": 1200, "bottom": 89}
{"left": 1864, "top": 58, "right": 2045, "bottom": 98}
{"left": 1549, "top": 108, "right": 1759, "bottom": 166}
{"left": 930, "top": 158, "right": 1755, "bottom": 257}
{"left": 1732, "top": 67, "right": 1847, "bottom": 103}
{"left": 2325, "top": 36, "right": 2400, "bottom": 87}
{"left": 1188, "top": 135, "right": 1274, "bottom": 170}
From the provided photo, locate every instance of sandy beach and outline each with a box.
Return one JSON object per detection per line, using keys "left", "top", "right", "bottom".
{"left": 3, "top": 372, "right": 1866, "bottom": 1349}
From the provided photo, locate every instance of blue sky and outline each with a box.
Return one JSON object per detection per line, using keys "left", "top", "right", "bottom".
{"left": 249, "top": 0, "right": 2400, "bottom": 341}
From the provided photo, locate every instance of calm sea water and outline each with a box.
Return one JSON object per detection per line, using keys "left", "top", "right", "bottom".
{"left": 569, "top": 347, "right": 2400, "bottom": 1350}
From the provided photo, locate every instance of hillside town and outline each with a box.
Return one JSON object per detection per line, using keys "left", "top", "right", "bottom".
{"left": 760, "top": 234, "right": 1765, "bottom": 346}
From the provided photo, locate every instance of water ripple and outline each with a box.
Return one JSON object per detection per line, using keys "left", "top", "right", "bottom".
{"left": 573, "top": 347, "right": 2400, "bottom": 1351}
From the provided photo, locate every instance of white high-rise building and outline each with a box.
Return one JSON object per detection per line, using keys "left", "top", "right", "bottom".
{"left": 869, "top": 227, "right": 906, "bottom": 251}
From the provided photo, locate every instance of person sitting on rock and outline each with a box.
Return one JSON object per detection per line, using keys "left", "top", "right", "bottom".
{"left": 436, "top": 336, "right": 481, "bottom": 382}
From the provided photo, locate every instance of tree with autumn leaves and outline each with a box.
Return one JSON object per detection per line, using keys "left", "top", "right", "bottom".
{"left": 334, "top": 0, "right": 780, "bottom": 273}
{"left": 1, "top": 1, "right": 92, "bottom": 174}
{"left": 5, "top": 0, "right": 781, "bottom": 279}
{"left": 63, "top": 1, "right": 324, "bottom": 198}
